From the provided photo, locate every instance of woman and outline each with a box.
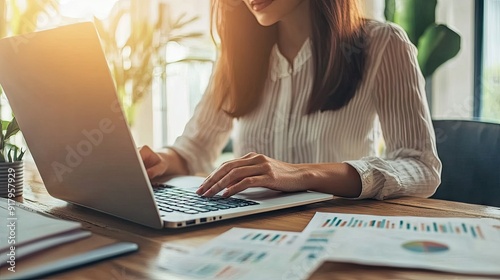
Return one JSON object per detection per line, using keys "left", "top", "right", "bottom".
{"left": 140, "top": 0, "right": 441, "bottom": 200}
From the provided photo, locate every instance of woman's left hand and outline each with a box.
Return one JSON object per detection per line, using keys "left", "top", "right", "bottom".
{"left": 196, "top": 152, "right": 309, "bottom": 197}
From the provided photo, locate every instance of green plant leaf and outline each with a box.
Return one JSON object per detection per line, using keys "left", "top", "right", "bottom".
{"left": 384, "top": 0, "right": 396, "bottom": 22}
{"left": 1, "top": 120, "right": 9, "bottom": 130}
{"left": 168, "top": 32, "right": 204, "bottom": 43}
{"left": 389, "top": 0, "right": 437, "bottom": 46}
{"left": 4, "top": 144, "right": 22, "bottom": 162}
{"left": 16, "top": 148, "right": 25, "bottom": 161}
{"left": 171, "top": 13, "right": 199, "bottom": 31}
{"left": 13, "top": 146, "right": 17, "bottom": 161}
{"left": 7, "top": 147, "right": 12, "bottom": 162}
{"left": 417, "top": 24, "right": 461, "bottom": 77}
{"left": 0, "top": 123, "right": 4, "bottom": 150}
{"left": 4, "top": 117, "right": 20, "bottom": 141}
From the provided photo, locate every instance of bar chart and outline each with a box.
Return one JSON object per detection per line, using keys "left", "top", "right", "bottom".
{"left": 315, "top": 214, "right": 487, "bottom": 240}
{"left": 203, "top": 247, "right": 268, "bottom": 264}
{"left": 241, "top": 232, "right": 298, "bottom": 245}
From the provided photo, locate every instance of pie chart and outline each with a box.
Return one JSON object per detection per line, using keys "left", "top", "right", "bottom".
{"left": 402, "top": 241, "right": 449, "bottom": 253}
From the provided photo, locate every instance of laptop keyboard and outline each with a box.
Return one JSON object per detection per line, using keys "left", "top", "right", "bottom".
{"left": 153, "top": 184, "right": 259, "bottom": 215}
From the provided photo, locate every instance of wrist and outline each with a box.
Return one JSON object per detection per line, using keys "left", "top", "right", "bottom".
{"left": 298, "top": 163, "right": 362, "bottom": 198}
{"left": 160, "top": 148, "right": 190, "bottom": 176}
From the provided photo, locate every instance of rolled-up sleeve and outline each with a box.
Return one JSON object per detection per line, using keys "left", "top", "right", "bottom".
{"left": 345, "top": 24, "right": 442, "bottom": 200}
{"left": 170, "top": 82, "right": 234, "bottom": 175}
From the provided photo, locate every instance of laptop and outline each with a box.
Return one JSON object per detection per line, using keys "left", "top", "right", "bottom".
{"left": 0, "top": 22, "right": 333, "bottom": 229}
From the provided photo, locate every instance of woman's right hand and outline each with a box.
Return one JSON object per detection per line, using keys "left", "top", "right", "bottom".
{"left": 139, "top": 146, "right": 189, "bottom": 179}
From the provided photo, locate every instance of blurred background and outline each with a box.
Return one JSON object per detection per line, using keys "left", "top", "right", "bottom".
{"left": 0, "top": 0, "right": 498, "bottom": 149}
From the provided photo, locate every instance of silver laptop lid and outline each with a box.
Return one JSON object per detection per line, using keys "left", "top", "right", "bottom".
{"left": 0, "top": 22, "right": 163, "bottom": 228}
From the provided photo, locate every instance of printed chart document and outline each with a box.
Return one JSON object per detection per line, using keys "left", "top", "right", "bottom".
{"left": 304, "top": 213, "right": 500, "bottom": 276}
{"left": 158, "top": 213, "right": 500, "bottom": 279}
{"left": 158, "top": 227, "right": 336, "bottom": 280}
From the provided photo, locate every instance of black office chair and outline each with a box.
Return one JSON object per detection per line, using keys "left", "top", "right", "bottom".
{"left": 432, "top": 120, "right": 500, "bottom": 207}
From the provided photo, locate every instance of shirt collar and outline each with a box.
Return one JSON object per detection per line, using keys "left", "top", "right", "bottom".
{"left": 270, "top": 38, "right": 312, "bottom": 81}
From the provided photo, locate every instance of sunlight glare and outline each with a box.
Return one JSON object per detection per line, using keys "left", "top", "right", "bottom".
{"left": 58, "top": 0, "right": 119, "bottom": 19}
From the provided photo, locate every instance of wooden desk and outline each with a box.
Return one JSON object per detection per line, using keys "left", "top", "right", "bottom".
{"left": 12, "top": 182, "right": 500, "bottom": 279}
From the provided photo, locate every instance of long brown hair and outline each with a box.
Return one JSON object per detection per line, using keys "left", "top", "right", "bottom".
{"left": 212, "top": 0, "right": 366, "bottom": 117}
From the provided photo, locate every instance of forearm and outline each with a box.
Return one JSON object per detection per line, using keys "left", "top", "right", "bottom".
{"left": 298, "top": 163, "right": 362, "bottom": 198}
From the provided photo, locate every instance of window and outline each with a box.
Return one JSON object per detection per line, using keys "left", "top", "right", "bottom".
{"left": 150, "top": 0, "right": 214, "bottom": 148}
{"left": 478, "top": 0, "right": 500, "bottom": 122}
{"left": 158, "top": 42, "right": 215, "bottom": 147}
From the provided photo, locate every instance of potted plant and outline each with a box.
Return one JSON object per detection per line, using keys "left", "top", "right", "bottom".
{"left": 94, "top": 0, "right": 203, "bottom": 125}
{"left": 0, "top": 117, "right": 25, "bottom": 198}
{"left": 385, "top": 0, "right": 461, "bottom": 109}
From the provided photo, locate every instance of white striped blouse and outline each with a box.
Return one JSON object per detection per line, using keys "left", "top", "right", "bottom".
{"left": 171, "top": 21, "right": 442, "bottom": 200}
